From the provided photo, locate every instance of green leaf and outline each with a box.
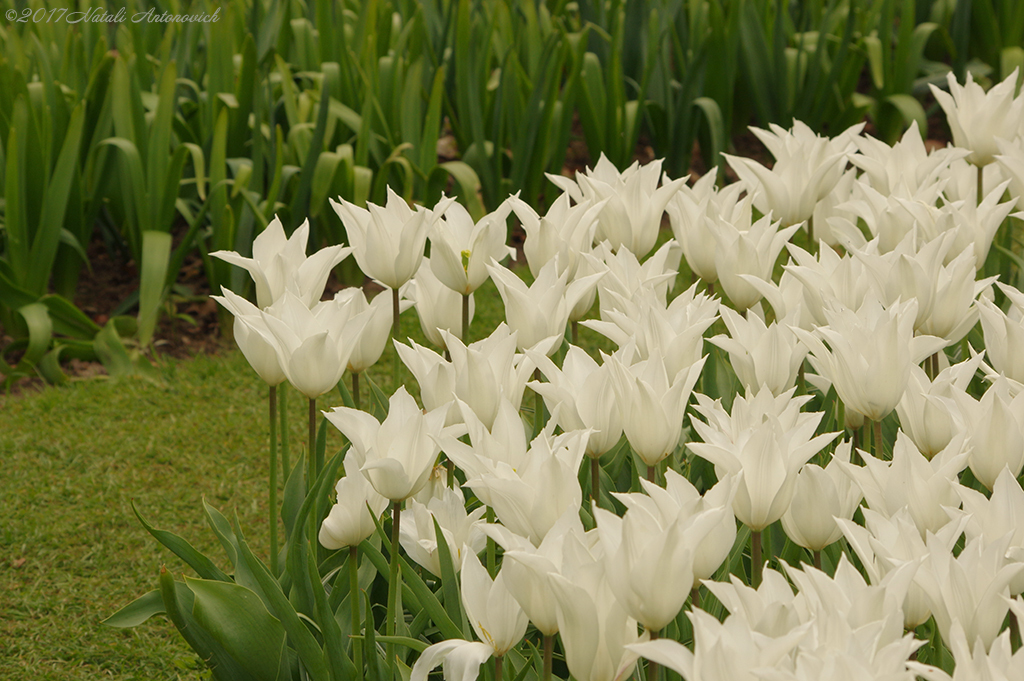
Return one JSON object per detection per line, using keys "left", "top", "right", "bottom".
{"left": 137, "top": 231, "right": 172, "bottom": 347}
{"left": 185, "top": 576, "right": 290, "bottom": 681}
{"left": 103, "top": 589, "right": 165, "bottom": 628}
{"left": 132, "top": 500, "right": 231, "bottom": 582}
{"left": 432, "top": 515, "right": 466, "bottom": 632}
{"left": 16, "top": 302, "right": 53, "bottom": 370}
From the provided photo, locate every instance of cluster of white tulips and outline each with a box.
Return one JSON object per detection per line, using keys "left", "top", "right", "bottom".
{"left": 212, "top": 69, "right": 1024, "bottom": 681}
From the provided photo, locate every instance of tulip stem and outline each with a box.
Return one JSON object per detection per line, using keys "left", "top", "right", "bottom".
{"left": 1010, "top": 609, "right": 1021, "bottom": 651}
{"left": 571, "top": 319, "right": 578, "bottom": 345}
{"left": 874, "top": 419, "right": 883, "bottom": 460}
{"left": 542, "top": 635, "right": 554, "bottom": 681}
{"left": 813, "top": 550, "right": 822, "bottom": 571}
{"left": 591, "top": 456, "right": 601, "bottom": 508}
{"left": 691, "top": 587, "right": 700, "bottom": 610}
{"left": 495, "top": 654, "right": 504, "bottom": 681}
{"left": 462, "top": 293, "right": 470, "bottom": 342}
{"left": 486, "top": 507, "right": 497, "bottom": 577}
{"left": 751, "top": 530, "right": 763, "bottom": 588}
{"left": 977, "top": 164, "right": 984, "bottom": 206}
{"left": 647, "top": 628, "right": 660, "bottom": 681}
{"left": 350, "top": 545, "right": 363, "bottom": 681}
{"left": 806, "top": 216, "right": 815, "bottom": 254}
{"left": 387, "top": 501, "right": 403, "bottom": 658}
{"left": 352, "top": 371, "right": 360, "bottom": 412}
{"left": 269, "top": 385, "right": 279, "bottom": 576}
{"left": 647, "top": 464, "right": 656, "bottom": 483}
{"left": 445, "top": 458, "right": 455, "bottom": 488}
{"left": 280, "top": 385, "right": 290, "bottom": 479}
{"left": 308, "top": 397, "right": 318, "bottom": 542}
{"left": 533, "top": 368, "right": 545, "bottom": 438}
{"left": 707, "top": 281, "right": 715, "bottom": 297}
{"left": 392, "top": 287, "right": 402, "bottom": 389}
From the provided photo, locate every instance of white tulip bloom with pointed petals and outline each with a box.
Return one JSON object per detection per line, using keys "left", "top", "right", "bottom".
{"left": 547, "top": 153, "right": 686, "bottom": 258}
{"left": 212, "top": 217, "right": 351, "bottom": 308}
{"left": 710, "top": 306, "right": 808, "bottom": 396}
{"left": 323, "top": 386, "right": 451, "bottom": 502}
{"left": 781, "top": 442, "right": 863, "bottom": 551}
{"left": 708, "top": 212, "right": 801, "bottom": 311}
{"left": 318, "top": 456, "right": 389, "bottom": 550}
{"left": 330, "top": 189, "right": 453, "bottom": 290}
{"left": 929, "top": 68, "right": 1024, "bottom": 167}
{"left": 407, "top": 260, "right": 475, "bottom": 349}
{"left": 399, "top": 484, "right": 486, "bottom": 577}
{"left": 211, "top": 288, "right": 286, "bottom": 386}
{"left": 410, "top": 553, "right": 528, "bottom": 681}
{"left": 429, "top": 199, "right": 515, "bottom": 295}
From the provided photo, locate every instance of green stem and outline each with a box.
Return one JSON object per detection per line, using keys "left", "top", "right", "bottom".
{"left": 571, "top": 319, "right": 578, "bottom": 345}
{"left": 280, "top": 384, "right": 289, "bottom": 477}
{"left": 352, "top": 371, "right": 360, "bottom": 412}
{"left": 532, "top": 368, "right": 544, "bottom": 438}
{"left": 542, "top": 634, "right": 553, "bottom": 681}
{"left": 308, "top": 397, "right": 318, "bottom": 541}
{"left": 495, "top": 654, "right": 504, "bottom": 681}
{"left": 269, "top": 385, "right": 279, "bottom": 576}
{"left": 977, "top": 163, "right": 985, "bottom": 206}
{"left": 462, "top": 292, "right": 470, "bottom": 342}
{"left": 874, "top": 419, "right": 883, "bottom": 460}
{"left": 350, "top": 546, "right": 363, "bottom": 681}
{"left": 486, "top": 507, "right": 496, "bottom": 577}
{"left": 393, "top": 287, "right": 401, "bottom": 388}
{"left": 807, "top": 215, "right": 815, "bottom": 253}
{"left": 647, "top": 464, "right": 656, "bottom": 483}
{"left": 591, "top": 456, "right": 601, "bottom": 508}
{"left": 752, "top": 530, "right": 763, "bottom": 588}
{"left": 813, "top": 550, "right": 822, "bottom": 572}
{"left": 387, "top": 501, "right": 403, "bottom": 657}
{"left": 691, "top": 587, "right": 700, "bottom": 610}
{"left": 445, "top": 458, "right": 455, "bottom": 488}
{"left": 647, "top": 628, "right": 660, "bottom": 681}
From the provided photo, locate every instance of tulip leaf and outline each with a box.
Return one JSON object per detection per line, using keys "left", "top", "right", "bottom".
{"left": 432, "top": 516, "right": 467, "bottom": 632}
{"left": 132, "top": 500, "right": 231, "bottom": 582}
{"left": 103, "top": 589, "right": 166, "bottom": 628}
{"left": 236, "top": 523, "right": 331, "bottom": 681}
{"left": 363, "top": 373, "right": 391, "bottom": 421}
{"left": 371, "top": 636, "right": 429, "bottom": 653}
{"left": 16, "top": 302, "right": 53, "bottom": 371}
{"left": 303, "top": 541, "right": 358, "bottom": 680}
{"left": 137, "top": 231, "right": 172, "bottom": 347}
{"left": 185, "top": 576, "right": 290, "bottom": 681}
{"left": 159, "top": 567, "right": 253, "bottom": 681}
{"left": 281, "top": 455, "right": 307, "bottom": 547}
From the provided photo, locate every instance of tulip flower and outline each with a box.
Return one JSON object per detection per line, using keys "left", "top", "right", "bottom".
{"left": 780, "top": 442, "right": 863, "bottom": 553}
{"left": 837, "top": 507, "right": 968, "bottom": 629}
{"left": 842, "top": 430, "right": 968, "bottom": 537}
{"left": 709, "top": 306, "right": 808, "bottom": 396}
{"left": 411, "top": 552, "right": 528, "bottom": 681}
{"left": 995, "top": 136, "right": 1024, "bottom": 210}
{"left": 895, "top": 355, "right": 980, "bottom": 459}
{"left": 628, "top": 608, "right": 804, "bottom": 681}
{"left": 792, "top": 297, "right": 946, "bottom": 423}
{"left": 400, "top": 484, "right": 485, "bottom": 577}
{"left": 487, "top": 258, "right": 603, "bottom": 354}
{"left": 437, "top": 397, "right": 531, "bottom": 481}
{"left": 509, "top": 191, "right": 604, "bottom": 279}
{"left": 929, "top": 68, "right": 1024, "bottom": 167}
{"left": 959, "top": 467, "right": 1024, "bottom": 595}
{"left": 463, "top": 427, "right": 588, "bottom": 545}
{"left": 724, "top": 120, "right": 863, "bottom": 230}
{"left": 917, "top": 534, "right": 1024, "bottom": 651}
{"left": 323, "top": 386, "right": 451, "bottom": 502}
{"left": 407, "top": 260, "right": 475, "bottom": 350}
{"left": 592, "top": 239, "right": 682, "bottom": 319}
{"left": 911, "top": 620, "right": 1024, "bottom": 681}
{"left": 707, "top": 211, "right": 801, "bottom": 311}
{"left": 547, "top": 153, "right": 686, "bottom": 258}
{"left": 548, "top": 556, "right": 648, "bottom": 681}
{"left": 595, "top": 503, "right": 723, "bottom": 632}
{"left": 485, "top": 510, "right": 587, "bottom": 637}
{"left": 689, "top": 387, "right": 838, "bottom": 532}
{"left": 666, "top": 172, "right": 751, "bottom": 285}
{"left": 951, "top": 375, "right": 1024, "bottom": 490}
{"left": 319, "top": 456, "right": 389, "bottom": 550}
{"left": 395, "top": 338, "right": 458, "bottom": 420}
{"left": 331, "top": 287, "right": 411, "bottom": 375}
{"left": 429, "top": 199, "right": 515, "bottom": 295}
{"left": 978, "top": 283, "right": 1024, "bottom": 389}
{"left": 609, "top": 349, "right": 705, "bottom": 470}
{"left": 851, "top": 121, "right": 970, "bottom": 196}
{"left": 253, "top": 291, "right": 370, "bottom": 399}
{"left": 330, "top": 189, "right": 452, "bottom": 291}
{"left": 583, "top": 283, "right": 718, "bottom": 378}
{"left": 527, "top": 346, "right": 622, "bottom": 459}
{"left": 212, "top": 216, "right": 351, "bottom": 308}
{"left": 211, "top": 288, "right": 286, "bottom": 386}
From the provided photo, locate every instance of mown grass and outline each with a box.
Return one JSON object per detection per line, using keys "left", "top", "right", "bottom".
{"left": 0, "top": 268, "right": 595, "bottom": 679}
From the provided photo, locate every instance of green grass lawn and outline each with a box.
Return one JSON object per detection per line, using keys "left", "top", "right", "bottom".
{"left": 0, "top": 273, "right": 561, "bottom": 679}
